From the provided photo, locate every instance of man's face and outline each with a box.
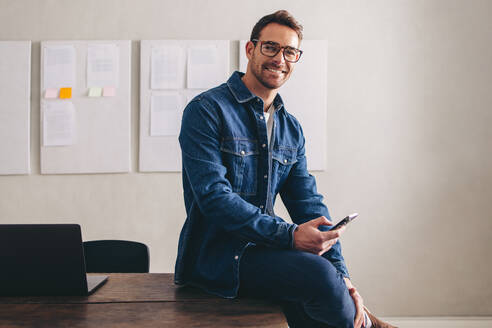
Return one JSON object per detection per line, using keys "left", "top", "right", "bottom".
{"left": 246, "top": 23, "right": 300, "bottom": 90}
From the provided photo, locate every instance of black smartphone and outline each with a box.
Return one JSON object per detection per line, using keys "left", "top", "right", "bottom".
{"left": 331, "top": 213, "right": 358, "bottom": 230}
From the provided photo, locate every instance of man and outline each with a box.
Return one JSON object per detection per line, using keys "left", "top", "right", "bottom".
{"left": 176, "top": 10, "right": 395, "bottom": 328}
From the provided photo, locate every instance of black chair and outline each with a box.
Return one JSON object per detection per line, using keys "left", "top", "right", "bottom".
{"left": 83, "top": 240, "right": 150, "bottom": 273}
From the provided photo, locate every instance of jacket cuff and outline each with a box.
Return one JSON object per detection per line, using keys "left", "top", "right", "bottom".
{"left": 289, "top": 223, "right": 298, "bottom": 249}
{"left": 331, "top": 260, "right": 350, "bottom": 279}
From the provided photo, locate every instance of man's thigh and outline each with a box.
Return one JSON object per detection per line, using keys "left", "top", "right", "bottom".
{"left": 239, "top": 246, "right": 355, "bottom": 327}
{"left": 239, "top": 245, "right": 348, "bottom": 303}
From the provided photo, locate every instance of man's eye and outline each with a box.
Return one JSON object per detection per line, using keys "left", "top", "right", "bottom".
{"left": 285, "top": 48, "right": 297, "bottom": 56}
{"left": 264, "top": 44, "right": 278, "bottom": 52}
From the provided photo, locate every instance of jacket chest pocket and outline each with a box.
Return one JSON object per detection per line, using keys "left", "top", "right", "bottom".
{"left": 220, "top": 139, "right": 259, "bottom": 196}
{"left": 272, "top": 147, "right": 298, "bottom": 188}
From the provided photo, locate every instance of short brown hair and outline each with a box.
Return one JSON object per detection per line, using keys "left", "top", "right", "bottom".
{"left": 250, "top": 10, "right": 303, "bottom": 43}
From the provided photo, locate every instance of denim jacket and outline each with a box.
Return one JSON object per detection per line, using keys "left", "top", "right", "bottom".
{"left": 175, "top": 71, "right": 349, "bottom": 298}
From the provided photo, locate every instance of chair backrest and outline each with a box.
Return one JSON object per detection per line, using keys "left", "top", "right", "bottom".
{"left": 83, "top": 240, "right": 150, "bottom": 273}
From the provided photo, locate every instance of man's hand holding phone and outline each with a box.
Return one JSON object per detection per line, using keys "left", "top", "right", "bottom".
{"left": 293, "top": 216, "right": 346, "bottom": 255}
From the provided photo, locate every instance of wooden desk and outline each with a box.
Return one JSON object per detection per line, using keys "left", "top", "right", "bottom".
{"left": 0, "top": 273, "right": 287, "bottom": 327}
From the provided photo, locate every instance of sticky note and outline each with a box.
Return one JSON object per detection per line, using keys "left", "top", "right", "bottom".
{"left": 88, "top": 87, "right": 102, "bottom": 97}
{"left": 103, "top": 86, "right": 115, "bottom": 97}
{"left": 45, "top": 88, "right": 58, "bottom": 99}
{"left": 59, "top": 87, "right": 72, "bottom": 99}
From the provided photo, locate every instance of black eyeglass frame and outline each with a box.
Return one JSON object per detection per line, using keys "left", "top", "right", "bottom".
{"left": 251, "top": 39, "right": 303, "bottom": 63}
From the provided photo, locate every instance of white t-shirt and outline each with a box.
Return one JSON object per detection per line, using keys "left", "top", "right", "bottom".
{"left": 263, "top": 104, "right": 275, "bottom": 146}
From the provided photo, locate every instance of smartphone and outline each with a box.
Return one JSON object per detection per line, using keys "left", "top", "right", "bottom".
{"left": 331, "top": 213, "right": 358, "bottom": 230}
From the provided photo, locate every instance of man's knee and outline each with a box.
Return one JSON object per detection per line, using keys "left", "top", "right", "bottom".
{"left": 304, "top": 297, "right": 355, "bottom": 328}
{"left": 303, "top": 279, "right": 356, "bottom": 328}
{"left": 332, "top": 299, "right": 356, "bottom": 328}
{"left": 306, "top": 261, "right": 349, "bottom": 304}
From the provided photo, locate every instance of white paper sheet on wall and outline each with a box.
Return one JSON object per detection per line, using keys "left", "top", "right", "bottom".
{"left": 187, "top": 45, "right": 223, "bottom": 89}
{"left": 139, "top": 40, "right": 229, "bottom": 172}
{"left": 43, "top": 45, "right": 76, "bottom": 89}
{"left": 151, "top": 46, "right": 185, "bottom": 89}
{"left": 0, "top": 41, "right": 31, "bottom": 175}
{"left": 43, "top": 101, "right": 76, "bottom": 146}
{"left": 87, "top": 43, "right": 119, "bottom": 88}
{"left": 239, "top": 40, "right": 248, "bottom": 73}
{"left": 150, "top": 93, "right": 183, "bottom": 136}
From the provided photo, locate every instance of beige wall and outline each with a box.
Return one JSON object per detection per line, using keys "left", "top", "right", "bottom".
{"left": 1, "top": 0, "right": 491, "bottom": 316}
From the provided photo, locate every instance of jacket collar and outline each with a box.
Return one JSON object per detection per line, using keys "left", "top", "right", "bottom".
{"left": 227, "top": 71, "right": 286, "bottom": 112}
{"left": 227, "top": 71, "right": 255, "bottom": 103}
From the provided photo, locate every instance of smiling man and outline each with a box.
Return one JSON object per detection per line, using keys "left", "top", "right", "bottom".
{"left": 175, "top": 10, "right": 395, "bottom": 328}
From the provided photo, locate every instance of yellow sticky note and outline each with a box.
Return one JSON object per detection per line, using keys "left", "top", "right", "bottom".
{"left": 59, "top": 87, "right": 72, "bottom": 99}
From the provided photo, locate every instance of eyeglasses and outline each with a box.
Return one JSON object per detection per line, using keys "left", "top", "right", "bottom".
{"left": 251, "top": 39, "right": 303, "bottom": 63}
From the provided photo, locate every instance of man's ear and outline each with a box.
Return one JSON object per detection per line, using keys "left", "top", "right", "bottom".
{"left": 245, "top": 41, "right": 255, "bottom": 60}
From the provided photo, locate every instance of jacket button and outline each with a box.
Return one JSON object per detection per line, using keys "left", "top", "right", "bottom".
{"left": 234, "top": 255, "right": 239, "bottom": 260}
{"left": 264, "top": 174, "right": 268, "bottom": 179}
{"left": 240, "top": 150, "right": 245, "bottom": 155}
{"left": 262, "top": 144, "right": 266, "bottom": 148}
{"left": 260, "top": 205, "right": 264, "bottom": 209}
{"left": 284, "top": 159, "right": 288, "bottom": 163}
{"left": 259, "top": 115, "right": 264, "bottom": 120}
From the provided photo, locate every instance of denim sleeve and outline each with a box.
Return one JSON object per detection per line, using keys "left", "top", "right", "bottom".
{"left": 179, "top": 99, "right": 297, "bottom": 249}
{"left": 279, "top": 126, "right": 350, "bottom": 278}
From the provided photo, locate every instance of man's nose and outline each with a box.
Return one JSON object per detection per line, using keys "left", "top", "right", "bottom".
{"left": 271, "top": 49, "right": 286, "bottom": 65}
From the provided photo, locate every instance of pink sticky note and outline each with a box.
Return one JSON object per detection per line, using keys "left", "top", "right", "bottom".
{"left": 45, "top": 88, "right": 58, "bottom": 99}
{"left": 103, "top": 87, "right": 115, "bottom": 97}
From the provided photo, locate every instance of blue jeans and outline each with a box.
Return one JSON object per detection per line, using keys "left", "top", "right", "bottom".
{"left": 239, "top": 246, "right": 356, "bottom": 328}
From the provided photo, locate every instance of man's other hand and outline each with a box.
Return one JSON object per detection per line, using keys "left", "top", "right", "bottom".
{"left": 344, "top": 278, "right": 366, "bottom": 328}
{"left": 293, "top": 216, "right": 346, "bottom": 255}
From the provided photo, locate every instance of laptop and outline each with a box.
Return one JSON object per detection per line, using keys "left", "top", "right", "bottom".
{"left": 0, "top": 224, "right": 108, "bottom": 296}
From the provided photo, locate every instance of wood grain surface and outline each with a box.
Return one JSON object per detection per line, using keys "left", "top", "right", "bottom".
{"left": 0, "top": 273, "right": 287, "bottom": 327}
